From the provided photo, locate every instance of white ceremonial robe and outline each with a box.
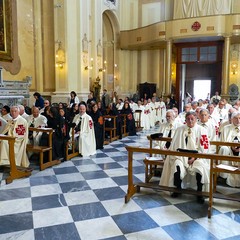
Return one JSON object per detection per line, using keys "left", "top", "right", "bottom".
{"left": 0, "top": 116, "right": 7, "bottom": 134}
{"left": 198, "top": 121, "right": 217, "bottom": 153}
{"left": 0, "top": 115, "right": 29, "bottom": 167}
{"left": 148, "top": 102, "right": 156, "bottom": 127}
{"left": 21, "top": 112, "right": 29, "bottom": 120}
{"left": 156, "top": 101, "right": 166, "bottom": 123}
{"left": 219, "top": 124, "right": 240, "bottom": 187}
{"left": 178, "top": 111, "right": 187, "bottom": 124}
{"left": 73, "top": 113, "right": 96, "bottom": 156}
{"left": 154, "top": 121, "right": 183, "bottom": 150}
{"left": 27, "top": 114, "right": 48, "bottom": 146}
{"left": 1, "top": 113, "right": 12, "bottom": 122}
{"left": 160, "top": 124, "right": 210, "bottom": 192}
{"left": 141, "top": 105, "right": 151, "bottom": 130}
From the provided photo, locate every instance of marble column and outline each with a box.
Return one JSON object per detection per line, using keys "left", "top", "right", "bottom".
{"left": 165, "top": 39, "right": 172, "bottom": 96}
{"left": 222, "top": 36, "right": 231, "bottom": 96}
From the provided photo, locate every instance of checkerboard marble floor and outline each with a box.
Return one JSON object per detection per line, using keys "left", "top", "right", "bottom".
{"left": 0, "top": 127, "right": 240, "bottom": 240}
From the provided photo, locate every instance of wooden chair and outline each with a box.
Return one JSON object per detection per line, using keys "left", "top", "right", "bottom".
{"left": 0, "top": 135, "right": 32, "bottom": 184}
{"left": 143, "top": 133, "right": 171, "bottom": 183}
{"left": 26, "top": 127, "right": 61, "bottom": 170}
{"left": 120, "top": 113, "right": 128, "bottom": 137}
{"left": 134, "top": 110, "right": 143, "bottom": 131}
{"left": 104, "top": 115, "right": 118, "bottom": 143}
{"left": 66, "top": 127, "right": 79, "bottom": 160}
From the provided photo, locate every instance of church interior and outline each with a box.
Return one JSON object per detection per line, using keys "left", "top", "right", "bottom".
{"left": 0, "top": 0, "right": 240, "bottom": 239}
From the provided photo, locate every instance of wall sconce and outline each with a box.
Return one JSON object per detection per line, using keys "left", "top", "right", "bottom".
{"left": 85, "top": 58, "right": 93, "bottom": 70}
{"left": 99, "top": 60, "right": 107, "bottom": 72}
{"left": 55, "top": 41, "right": 65, "bottom": 69}
{"left": 231, "top": 62, "right": 238, "bottom": 75}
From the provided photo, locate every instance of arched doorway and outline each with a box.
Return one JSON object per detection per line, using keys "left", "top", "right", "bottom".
{"left": 102, "top": 11, "right": 120, "bottom": 94}
{"left": 175, "top": 41, "right": 223, "bottom": 110}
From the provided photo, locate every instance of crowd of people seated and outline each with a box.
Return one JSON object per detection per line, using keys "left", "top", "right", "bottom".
{"left": 0, "top": 90, "right": 240, "bottom": 197}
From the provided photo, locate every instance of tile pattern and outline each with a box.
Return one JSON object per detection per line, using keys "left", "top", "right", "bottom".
{"left": 0, "top": 128, "right": 240, "bottom": 240}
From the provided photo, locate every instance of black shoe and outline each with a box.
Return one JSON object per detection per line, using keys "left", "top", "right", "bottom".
{"left": 197, "top": 196, "right": 205, "bottom": 204}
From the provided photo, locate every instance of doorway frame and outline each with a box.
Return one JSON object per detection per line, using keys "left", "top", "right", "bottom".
{"left": 175, "top": 41, "right": 223, "bottom": 110}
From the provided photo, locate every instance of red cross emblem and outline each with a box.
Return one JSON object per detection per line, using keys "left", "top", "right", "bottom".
{"left": 15, "top": 124, "right": 26, "bottom": 135}
{"left": 191, "top": 21, "right": 201, "bottom": 31}
{"left": 200, "top": 135, "right": 209, "bottom": 149}
{"left": 89, "top": 120, "right": 93, "bottom": 129}
{"left": 215, "top": 126, "right": 219, "bottom": 136}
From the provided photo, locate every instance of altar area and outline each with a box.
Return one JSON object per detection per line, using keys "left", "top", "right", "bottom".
{"left": 0, "top": 74, "right": 31, "bottom": 108}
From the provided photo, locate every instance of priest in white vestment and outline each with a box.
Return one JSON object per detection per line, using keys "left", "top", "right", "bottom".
{"left": 27, "top": 106, "right": 48, "bottom": 146}
{"left": 0, "top": 116, "right": 7, "bottom": 134}
{"left": 72, "top": 103, "right": 96, "bottom": 156}
{"left": 160, "top": 111, "right": 210, "bottom": 203}
{"left": 154, "top": 109, "right": 183, "bottom": 151}
{"left": 197, "top": 109, "right": 217, "bottom": 153}
{"left": 218, "top": 111, "right": 240, "bottom": 187}
{"left": 0, "top": 106, "right": 29, "bottom": 167}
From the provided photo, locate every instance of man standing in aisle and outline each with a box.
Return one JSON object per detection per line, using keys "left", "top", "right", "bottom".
{"left": 101, "top": 89, "right": 111, "bottom": 110}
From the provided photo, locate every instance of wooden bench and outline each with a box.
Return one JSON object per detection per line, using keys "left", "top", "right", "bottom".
{"left": 0, "top": 135, "right": 32, "bottom": 184}
{"left": 26, "top": 127, "right": 61, "bottom": 170}
{"left": 144, "top": 135, "right": 171, "bottom": 183}
{"left": 125, "top": 145, "right": 240, "bottom": 218}
{"left": 66, "top": 127, "right": 79, "bottom": 160}
{"left": 104, "top": 115, "right": 118, "bottom": 143}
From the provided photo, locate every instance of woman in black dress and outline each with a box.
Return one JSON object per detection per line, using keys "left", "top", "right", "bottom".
{"left": 89, "top": 103, "right": 104, "bottom": 149}
{"left": 120, "top": 101, "right": 136, "bottom": 136}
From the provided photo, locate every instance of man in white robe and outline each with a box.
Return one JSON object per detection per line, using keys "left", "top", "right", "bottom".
{"left": 27, "top": 106, "right": 48, "bottom": 146}
{"left": 160, "top": 111, "right": 210, "bottom": 203}
{"left": 18, "top": 105, "right": 29, "bottom": 120}
{"left": 156, "top": 97, "right": 166, "bottom": 123}
{"left": 218, "top": 111, "right": 240, "bottom": 187}
{"left": 0, "top": 106, "right": 29, "bottom": 167}
{"left": 72, "top": 103, "right": 96, "bottom": 156}
{"left": 178, "top": 103, "right": 191, "bottom": 124}
{"left": 198, "top": 109, "right": 217, "bottom": 153}
{"left": 0, "top": 116, "right": 7, "bottom": 134}
{"left": 142, "top": 99, "right": 151, "bottom": 130}
{"left": 154, "top": 109, "right": 183, "bottom": 151}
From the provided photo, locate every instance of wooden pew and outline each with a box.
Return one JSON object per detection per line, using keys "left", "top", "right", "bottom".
{"left": 104, "top": 115, "right": 118, "bottom": 143}
{"left": 0, "top": 135, "right": 32, "bottom": 184}
{"left": 66, "top": 127, "right": 79, "bottom": 160}
{"left": 120, "top": 113, "right": 128, "bottom": 137}
{"left": 26, "top": 127, "right": 61, "bottom": 170}
{"left": 125, "top": 145, "right": 240, "bottom": 218}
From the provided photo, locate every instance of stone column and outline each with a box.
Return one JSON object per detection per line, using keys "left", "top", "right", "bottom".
{"left": 165, "top": 39, "right": 172, "bottom": 96}
{"left": 222, "top": 36, "right": 231, "bottom": 96}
